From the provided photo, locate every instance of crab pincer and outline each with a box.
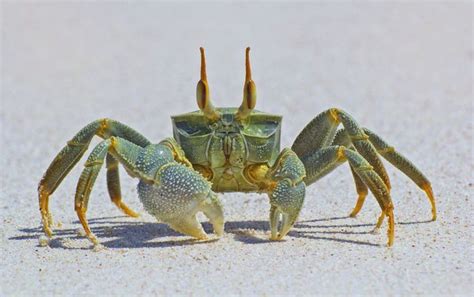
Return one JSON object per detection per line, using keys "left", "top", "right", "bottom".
{"left": 267, "top": 148, "right": 306, "bottom": 240}
{"left": 137, "top": 150, "right": 224, "bottom": 240}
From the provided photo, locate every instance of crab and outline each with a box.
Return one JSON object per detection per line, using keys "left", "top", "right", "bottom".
{"left": 38, "top": 47, "right": 436, "bottom": 247}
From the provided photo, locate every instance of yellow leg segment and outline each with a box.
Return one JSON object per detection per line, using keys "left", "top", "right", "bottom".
{"left": 386, "top": 205, "right": 395, "bottom": 247}
{"left": 112, "top": 198, "right": 140, "bottom": 218}
{"left": 106, "top": 154, "right": 140, "bottom": 218}
{"left": 349, "top": 193, "right": 367, "bottom": 218}
{"left": 422, "top": 183, "right": 437, "bottom": 221}
{"left": 375, "top": 212, "right": 385, "bottom": 229}
{"left": 76, "top": 207, "right": 99, "bottom": 245}
{"left": 39, "top": 186, "right": 53, "bottom": 237}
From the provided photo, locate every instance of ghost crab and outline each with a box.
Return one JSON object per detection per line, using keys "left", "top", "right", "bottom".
{"left": 38, "top": 47, "right": 436, "bottom": 247}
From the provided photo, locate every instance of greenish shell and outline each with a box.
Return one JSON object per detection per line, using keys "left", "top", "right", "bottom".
{"left": 171, "top": 108, "right": 281, "bottom": 192}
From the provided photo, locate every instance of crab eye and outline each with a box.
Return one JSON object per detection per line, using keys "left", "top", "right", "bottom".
{"left": 236, "top": 47, "right": 257, "bottom": 121}
{"left": 242, "top": 119, "right": 280, "bottom": 137}
{"left": 175, "top": 121, "right": 211, "bottom": 136}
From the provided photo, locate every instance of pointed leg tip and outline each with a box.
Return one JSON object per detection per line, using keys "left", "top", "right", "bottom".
{"left": 43, "top": 227, "right": 53, "bottom": 238}
{"left": 114, "top": 200, "right": 140, "bottom": 218}
{"left": 127, "top": 212, "right": 140, "bottom": 218}
{"left": 387, "top": 231, "right": 394, "bottom": 247}
{"left": 421, "top": 184, "right": 437, "bottom": 221}
{"left": 89, "top": 235, "right": 100, "bottom": 245}
{"left": 92, "top": 243, "right": 106, "bottom": 252}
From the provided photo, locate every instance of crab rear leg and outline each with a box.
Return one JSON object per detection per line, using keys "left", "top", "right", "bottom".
{"left": 363, "top": 128, "right": 436, "bottom": 221}
{"left": 292, "top": 109, "right": 391, "bottom": 189}
{"left": 348, "top": 165, "right": 369, "bottom": 217}
{"left": 301, "top": 146, "right": 395, "bottom": 246}
{"left": 330, "top": 130, "right": 372, "bottom": 218}
{"left": 38, "top": 119, "right": 150, "bottom": 237}
{"left": 333, "top": 128, "right": 436, "bottom": 221}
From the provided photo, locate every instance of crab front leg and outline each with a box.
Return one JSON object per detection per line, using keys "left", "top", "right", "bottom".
{"left": 263, "top": 148, "right": 306, "bottom": 240}
{"left": 137, "top": 140, "right": 224, "bottom": 240}
{"left": 74, "top": 137, "right": 223, "bottom": 245}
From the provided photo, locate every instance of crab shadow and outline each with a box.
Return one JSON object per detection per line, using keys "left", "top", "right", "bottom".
{"left": 11, "top": 215, "right": 433, "bottom": 249}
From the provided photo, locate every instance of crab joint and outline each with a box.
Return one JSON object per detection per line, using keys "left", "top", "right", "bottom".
{"left": 196, "top": 47, "right": 220, "bottom": 121}
{"left": 329, "top": 108, "right": 340, "bottom": 123}
{"left": 336, "top": 146, "right": 347, "bottom": 161}
{"left": 97, "top": 118, "right": 109, "bottom": 138}
{"left": 236, "top": 47, "right": 257, "bottom": 121}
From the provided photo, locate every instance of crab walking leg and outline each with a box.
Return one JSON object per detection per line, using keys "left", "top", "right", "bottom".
{"left": 74, "top": 138, "right": 148, "bottom": 244}
{"left": 105, "top": 154, "right": 139, "bottom": 218}
{"left": 348, "top": 165, "right": 369, "bottom": 217}
{"left": 38, "top": 119, "right": 150, "bottom": 237}
{"left": 331, "top": 129, "right": 369, "bottom": 217}
{"left": 363, "top": 128, "right": 436, "bottom": 221}
{"left": 292, "top": 111, "right": 340, "bottom": 158}
{"left": 300, "top": 146, "right": 395, "bottom": 246}
{"left": 292, "top": 109, "right": 391, "bottom": 189}
{"left": 332, "top": 128, "right": 437, "bottom": 221}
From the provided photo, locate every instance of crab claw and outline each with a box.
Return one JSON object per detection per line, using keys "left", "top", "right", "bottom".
{"left": 269, "top": 179, "right": 306, "bottom": 240}
{"left": 138, "top": 161, "right": 224, "bottom": 240}
{"left": 166, "top": 191, "right": 224, "bottom": 240}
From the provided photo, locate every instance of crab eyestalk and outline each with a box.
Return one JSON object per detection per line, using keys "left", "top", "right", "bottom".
{"left": 236, "top": 47, "right": 257, "bottom": 121}
{"left": 196, "top": 47, "right": 220, "bottom": 121}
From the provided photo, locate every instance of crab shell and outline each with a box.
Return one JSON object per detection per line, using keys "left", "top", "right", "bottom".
{"left": 172, "top": 108, "right": 282, "bottom": 192}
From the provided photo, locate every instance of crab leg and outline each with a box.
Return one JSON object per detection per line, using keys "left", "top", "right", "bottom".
{"left": 292, "top": 109, "right": 391, "bottom": 189}
{"left": 74, "top": 137, "right": 150, "bottom": 244}
{"left": 300, "top": 146, "right": 395, "bottom": 246}
{"left": 38, "top": 119, "right": 150, "bottom": 237}
{"left": 363, "top": 128, "right": 436, "bottom": 221}
{"left": 106, "top": 154, "right": 139, "bottom": 218}
{"left": 74, "top": 137, "right": 223, "bottom": 245}
{"left": 332, "top": 128, "right": 436, "bottom": 221}
{"left": 348, "top": 164, "right": 369, "bottom": 217}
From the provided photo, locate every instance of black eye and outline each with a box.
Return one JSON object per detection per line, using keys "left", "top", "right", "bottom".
{"left": 175, "top": 121, "right": 211, "bottom": 136}
{"left": 243, "top": 120, "right": 280, "bottom": 137}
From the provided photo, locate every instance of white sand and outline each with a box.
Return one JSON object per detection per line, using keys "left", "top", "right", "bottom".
{"left": 1, "top": 2, "right": 472, "bottom": 296}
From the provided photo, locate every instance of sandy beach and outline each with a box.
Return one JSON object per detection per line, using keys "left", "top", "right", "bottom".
{"left": 1, "top": 2, "right": 472, "bottom": 296}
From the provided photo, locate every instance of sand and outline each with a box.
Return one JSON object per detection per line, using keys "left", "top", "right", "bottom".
{"left": 1, "top": 2, "right": 472, "bottom": 296}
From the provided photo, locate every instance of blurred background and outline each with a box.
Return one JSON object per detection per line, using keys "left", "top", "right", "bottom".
{"left": 1, "top": 2, "right": 472, "bottom": 296}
